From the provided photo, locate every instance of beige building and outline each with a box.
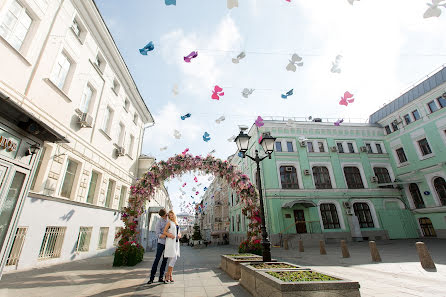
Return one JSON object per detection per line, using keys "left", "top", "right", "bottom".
{"left": 0, "top": 0, "right": 158, "bottom": 274}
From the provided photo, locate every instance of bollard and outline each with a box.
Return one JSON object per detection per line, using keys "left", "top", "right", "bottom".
{"left": 284, "top": 239, "right": 289, "bottom": 250}
{"left": 341, "top": 240, "right": 350, "bottom": 258}
{"left": 369, "top": 241, "right": 382, "bottom": 262}
{"left": 415, "top": 242, "right": 436, "bottom": 269}
{"left": 298, "top": 240, "right": 304, "bottom": 252}
{"left": 319, "top": 240, "right": 327, "bottom": 255}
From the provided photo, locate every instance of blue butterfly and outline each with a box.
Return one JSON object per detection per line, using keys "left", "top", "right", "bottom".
{"left": 281, "top": 89, "right": 294, "bottom": 99}
{"left": 165, "top": 0, "right": 176, "bottom": 5}
{"left": 203, "top": 132, "right": 211, "bottom": 142}
{"left": 238, "top": 152, "right": 243, "bottom": 157}
{"left": 139, "top": 41, "right": 154, "bottom": 55}
{"left": 204, "top": 187, "right": 208, "bottom": 191}
{"left": 181, "top": 113, "right": 191, "bottom": 120}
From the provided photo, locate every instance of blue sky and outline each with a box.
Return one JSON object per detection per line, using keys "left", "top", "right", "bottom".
{"left": 95, "top": 0, "right": 446, "bottom": 213}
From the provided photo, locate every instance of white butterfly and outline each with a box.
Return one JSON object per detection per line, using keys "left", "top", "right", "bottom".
{"left": 347, "top": 0, "right": 360, "bottom": 5}
{"left": 172, "top": 84, "right": 179, "bottom": 96}
{"left": 232, "top": 51, "right": 246, "bottom": 63}
{"left": 242, "top": 88, "right": 255, "bottom": 98}
{"left": 215, "top": 116, "right": 225, "bottom": 124}
{"left": 160, "top": 146, "right": 168, "bottom": 151}
{"left": 227, "top": 135, "right": 236, "bottom": 142}
{"left": 331, "top": 55, "right": 343, "bottom": 74}
{"left": 286, "top": 54, "right": 303, "bottom": 72}
{"left": 174, "top": 130, "right": 181, "bottom": 139}
{"left": 208, "top": 149, "right": 216, "bottom": 155}
{"left": 424, "top": 0, "right": 446, "bottom": 18}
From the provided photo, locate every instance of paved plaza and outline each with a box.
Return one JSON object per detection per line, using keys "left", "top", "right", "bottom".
{"left": 0, "top": 239, "right": 445, "bottom": 297}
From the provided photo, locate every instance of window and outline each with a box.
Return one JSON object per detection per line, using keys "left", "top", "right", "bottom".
{"left": 97, "top": 227, "right": 109, "bottom": 250}
{"left": 75, "top": 227, "right": 92, "bottom": 252}
{"left": 102, "top": 106, "right": 113, "bottom": 134}
{"left": 428, "top": 100, "right": 438, "bottom": 113}
{"left": 353, "top": 203, "right": 374, "bottom": 228}
{"left": 50, "top": 52, "right": 71, "bottom": 90}
{"left": 6, "top": 227, "right": 27, "bottom": 266}
{"left": 117, "top": 123, "right": 125, "bottom": 147}
{"left": 280, "top": 166, "right": 299, "bottom": 189}
{"left": 344, "top": 166, "right": 364, "bottom": 189}
{"left": 373, "top": 167, "right": 393, "bottom": 188}
{"left": 124, "top": 98, "right": 130, "bottom": 112}
{"left": 384, "top": 125, "right": 391, "bottom": 134}
{"left": 60, "top": 159, "right": 78, "bottom": 199}
{"left": 365, "top": 143, "right": 373, "bottom": 153}
{"left": 118, "top": 186, "right": 127, "bottom": 209}
{"left": 105, "top": 179, "right": 115, "bottom": 208}
{"left": 391, "top": 122, "right": 399, "bottom": 132}
{"left": 409, "top": 183, "right": 425, "bottom": 209}
{"left": 79, "top": 84, "right": 93, "bottom": 113}
{"left": 336, "top": 143, "right": 344, "bottom": 153}
{"left": 72, "top": 18, "right": 81, "bottom": 37}
{"left": 403, "top": 114, "right": 411, "bottom": 125}
{"left": 417, "top": 138, "right": 432, "bottom": 156}
{"left": 412, "top": 110, "right": 420, "bottom": 121}
{"left": 275, "top": 142, "right": 282, "bottom": 152}
{"left": 419, "top": 217, "right": 436, "bottom": 237}
{"left": 396, "top": 148, "right": 407, "bottom": 163}
{"left": 286, "top": 141, "right": 293, "bottom": 152}
{"left": 127, "top": 135, "right": 135, "bottom": 157}
{"left": 438, "top": 96, "right": 446, "bottom": 108}
{"left": 38, "top": 227, "right": 66, "bottom": 259}
{"left": 307, "top": 142, "right": 314, "bottom": 153}
{"left": 347, "top": 142, "right": 355, "bottom": 153}
{"left": 86, "top": 171, "right": 99, "bottom": 204}
{"left": 133, "top": 113, "right": 138, "bottom": 125}
{"left": 318, "top": 142, "right": 325, "bottom": 152}
{"left": 94, "top": 53, "right": 105, "bottom": 72}
{"left": 0, "top": 1, "right": 32, "bottom": 51}
{"left": 376, "top": 143, "right": 383, "bottom": 154}
{"left": 31, "top": 146, "right": 47, "bottom": 190}
{"left": 320, "top": 204, "right": 340, "bottom": 229}
{"left": 433, "top": 177, "right": 446, "bottom": 206}
{"left": 237, "top": 215, "right": 240, "bottom": 232}
{"left": 112, "top": 79, "right": 120, "bottom": 94}
{"left": 312, "top": 166, "right": 332, "bottom": 189}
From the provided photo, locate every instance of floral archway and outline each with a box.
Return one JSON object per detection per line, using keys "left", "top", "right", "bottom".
{"left": 114, "top": 153, "right": 261, "bottom": 265}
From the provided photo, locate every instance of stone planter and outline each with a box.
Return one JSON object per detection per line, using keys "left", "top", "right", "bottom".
{"left": 239, "top": 263, "right": 360, "bottom": 297}
{"left": 220, "top": 254, "right": 276, "bottom": 280}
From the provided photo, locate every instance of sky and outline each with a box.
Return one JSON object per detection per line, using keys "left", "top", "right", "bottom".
{"left": 95, "top": 0, "right": 446, "bottom": 214}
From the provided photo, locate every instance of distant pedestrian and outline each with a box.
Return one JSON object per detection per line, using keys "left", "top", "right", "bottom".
{"left": 147, "top": 209, "right": 168, "bottom": 284}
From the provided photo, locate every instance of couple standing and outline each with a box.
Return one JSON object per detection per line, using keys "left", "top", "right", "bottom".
{"left": 147, "top": 209, "right": 181, "bottom": 284}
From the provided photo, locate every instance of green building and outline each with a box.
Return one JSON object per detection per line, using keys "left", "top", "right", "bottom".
{"left": 228, "top": 66, "right": 446, "bottom": 246}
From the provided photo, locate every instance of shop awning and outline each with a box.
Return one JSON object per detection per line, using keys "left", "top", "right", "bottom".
{"left": 282, "top": 199, "right": 317, "bottom": 208}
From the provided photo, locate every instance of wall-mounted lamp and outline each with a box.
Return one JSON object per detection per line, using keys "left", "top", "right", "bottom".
{"left": 25, "top": 144, "right": 40, "bottom": 156}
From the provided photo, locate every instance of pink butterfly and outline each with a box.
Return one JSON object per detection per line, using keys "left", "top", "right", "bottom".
{"left": 184, "top": 51, "right": 198, "bottom": 63}
{"left": 195, "top": 191, "right": 199, "bottom": 195}
{"left": 194, "top": 177, "right": 198, "bottom": 182}
{"left": 339, "top": 91, "right": 355, "bottom": 106}
{"left": 211, "top": 85, "right": 224, "bottom": 100}
{"left": 255, "top": 116, "right": 264, "bottom": 127}
{"left": 182, "top": 183, "right": 187, "bottom": 187}
{"left": 182, "top": 148, "right": 189, "bottom": 155}
{"left": 258, "top": 134, "right": 263, "bottom": 144}
{"left": 334, "top": 119, "right": 344, "bottom": 126}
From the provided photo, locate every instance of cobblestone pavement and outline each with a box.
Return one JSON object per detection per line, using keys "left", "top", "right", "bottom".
{"left": 0, "top": 239, "right": 445, "bottom": 297}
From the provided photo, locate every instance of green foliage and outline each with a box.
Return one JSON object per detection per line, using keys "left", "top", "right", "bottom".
{"left": 191, "top": 225, "right": 202, "bottom": 240}
{"left": 113, "top": 241, "right": 144, "bottom": 267}
{"left": 238, "top": 239, "right": 263, "bottom": 256}
{"left": 266, "top": 271, "right": 338, "bottom": 282}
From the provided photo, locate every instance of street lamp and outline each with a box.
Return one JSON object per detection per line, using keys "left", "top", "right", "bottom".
{"left": 234, "top": 129, "right": 276, "bottom": 262}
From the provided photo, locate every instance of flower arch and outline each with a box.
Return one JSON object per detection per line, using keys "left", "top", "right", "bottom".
{"left": 116, "top": 153, "right": 261, "bottom": 251}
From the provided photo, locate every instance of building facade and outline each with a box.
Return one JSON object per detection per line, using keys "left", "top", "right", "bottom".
{"left": 228, "top": 66, "right": 446, "bottom": 246}
{"left": 0, "top": 0, "right": 154, "bottom": 274}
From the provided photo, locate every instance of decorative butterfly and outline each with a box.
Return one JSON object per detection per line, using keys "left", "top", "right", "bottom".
{"left": 197, "top": 183, "right": 202, "bottom": 186}
{"left": 255, "top": 116, "right": 264, "bottom": 127}
{"left": 215, "top": 116, "right": 225, "bottom": 124}
{"left": 174, "top": 130, "right": 181, "bottom": 139}
{"left": 424, "top": 0, "right": 446, "bottom": 18}
{"left": 184, "top": 51, "right": 198, "bottom": 63}
{"left": 182, "top": 148, "right": 189, "bottom": 155}
{"left": 139, "top": 41, "right": 154, "bottom": 55}
{"left": 192, "top": 187, "right": 196, "bottom": 191}
{"left": 182, "top": 183, "right": 187, "bottom": 187}
{"left": 238, "top": 152, "right": 243, "bottom": 157}
{"left": 228, "top": 135, "right": 236, "bottom": 142}
{"left": 347, "top": 0, "right": 360, "bottom": 5}
{"left": 194, "top": 176, "right": 198, "bottom": 182}
{"left": 165, "top": 0, "right": 176, "bottom": 5}
{"left": 208, "top": 176, "right": 213, "bottom": 181}
{"left": 172, "top": 84, "right": 179, "bottom": 96}
{"left": 204, "top": 187, "right": 208, "bottom": 191}
{"left": 211, "top": 85, "right": 224, "bottom": 100}
{"left": 331, "top": 55, "right": 342, "bottom": 74}
{"left": 286, "top": 54, "right": 303, "bottom": 72}
{"left": 334, "top": 119, "right": 344, "bottom": 126}
{"left": 281, "top": 89, "right": 294, "bottom": 99}
{"left": 232, "top": 51, "right": 246, "bottom": 63}
{"left": 195, "top": 191, "right": 199, "bottom": 195}
{"left": 339, "top": 91, "right": 355, "bottom": 106}
{"left": 160, "top": 146, "right": 168, "bottom": 151}
{"left": 208, "top": 149, "right": 216, "bottom": 155}
{"left": 242, "top": 88, "right": 254, "bottom": 98}
{"left": 181, "top": 113, "right": 191, "bottom": 120}
{"left": 203, "top": 132, "right": 211, "bottom": 142}
{"left": 258, "top": 134, "right": 263, "bottom": 144}
{"left": 227, "top": 0, "right": 239, "bottom": 9}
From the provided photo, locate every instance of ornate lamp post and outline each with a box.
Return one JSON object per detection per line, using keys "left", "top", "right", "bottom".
{"left": 234, "top": 128, "right": 276, "bottom": 262}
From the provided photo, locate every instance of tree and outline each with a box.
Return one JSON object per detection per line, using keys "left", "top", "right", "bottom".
{"left": 191, "top": 224, "right": 202, "bottom": 241}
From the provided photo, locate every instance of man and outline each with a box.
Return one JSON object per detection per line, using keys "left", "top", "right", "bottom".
{"left": 147, "top": 209, "right": 168, "bottom": 284}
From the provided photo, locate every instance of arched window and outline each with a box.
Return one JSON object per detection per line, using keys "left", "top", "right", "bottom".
{"left": 433, "top": 177, "right": 446, "bottom": 206}
{"left": 280, "top": 166, "right": 299, "bottom": 189}
{"left": 313, "top": 166, "right": 332, "bottom": 189}
{"left": 409, "top": 183, "right": 425, "bottom": 209}
{"left": 353, "top": 203, "right": 374, "bottom": 228}
{"left": 373, "top": 167, "right": 393, "bottom": 188}
{"left": 320, "top": 203, "right": 340, "bottom": 229}
{"left": 418, "top": 217, "right": 436, "bottom": 237}
{"left": 344, "top": 167, "right": 364, "bottom": 189}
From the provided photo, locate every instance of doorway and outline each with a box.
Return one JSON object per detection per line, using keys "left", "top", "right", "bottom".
{"left": 419, "top": 217, "right": 436, "bottom": 237}
{"left": 293, "top": 209, "right": 307, "bottom": 233}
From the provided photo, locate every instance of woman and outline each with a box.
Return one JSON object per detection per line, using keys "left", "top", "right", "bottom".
{"left": 162, "top": 210, "right": 180, "bottom": 283}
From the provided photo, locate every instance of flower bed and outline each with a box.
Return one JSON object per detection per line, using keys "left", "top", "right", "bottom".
{"left": 266, "top": 271, "right": 338, "bottom": 282}
{"left": 220, "top": 254, "right": 276, "bottom": 280}
{"left": 250, "top": 263, "right": 298, "bottom": 269}
{"left": 225, "top": 253, "right": 258, "bottom": 257}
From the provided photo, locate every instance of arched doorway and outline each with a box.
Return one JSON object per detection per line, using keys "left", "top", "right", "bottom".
{"left": 433, "top": 177, "right": 446, "bottom": 206}
{"left": 418, "top": 217, "right": 436, "bottom": 237}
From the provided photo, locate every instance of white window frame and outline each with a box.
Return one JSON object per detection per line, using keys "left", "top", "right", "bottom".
{"left": 350, "top": 199, "right": 380, "bottom": 228}
{"left": 79, "top": 83, "right": 94, "bottom": 113}
{"left": 309, "top": 161, "right": 337, "bottom": 189}
{"left": 117, "top": 122, "right": 125, "bottom": 147}
{"left": 124, "top": 98, "right": 130, "bottom": 112}
{"left": 410, "top": 129, "right": 434, "bottom": 160}
{"left": 393, "top": 146, "right": 409, "bottom": 167}
{"left": 59, "top": 158, "right": 80, "bottom": 199}
{"left": 276, "top": 161, "right": 303, "bottom": 190}
{"left": 0, "top": 0, "right": 33, "bottom": 51}
{"left": 336, "top": 140, "right": 358, "bottom": 154}
{"left": 50, "top": 50, "right": 73, "bottom": 91}
{"left": 112, "top": 79, "right": 120, "bottom": 95}
{"left": 127, "top": 134, "right": 134, "bottom": 157}
{"left": 317, "top": 200, "right": 345, "bottom": 230}
{"left": 425, "top": 171, "right": 446, "bottom": 207}
{"left": 341, "top": 162, "right": 368, "bottom": 189}
{"left": 102, "top": 106, "right": 114, "bottom": 135}
{"left": 307, "top": 140, "right": 327, "bottom": 153}
{"left": 370, "top": 163, "right": 395, "bottom": 184}
{"left": 133, "top": 113, "right": 138, "bottom": 125}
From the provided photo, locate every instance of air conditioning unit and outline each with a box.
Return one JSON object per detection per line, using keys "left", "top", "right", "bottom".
{"left": 298, "top": 137, "right": 308, "bottom": 147}
{"left": 285, "top": 166, "right": 293, "bottom": 172}
{"left": 442, "top": 92, "right": 446, "bottom": 99}
{"left": 78, "top": 113, "right": 93, "bottom": 128}
{"left": 299, "top": 141, "right": 307, "bottom": 147}
{"left": 116, "top": 146, "right": 125, "bottom": 156}
{"left": 343, "top": 201, "right": 352, "bottom": 208}
{"left": 330, "top": 146, "right": 338, "bottom": 152}
{"left": 346, "top": 209, "right": 354, "bottom": 215}
{"left": 370, "top": 176, "right": 379, "bottom": 183}
{"left": 303, "top": 169, "right": 311, "bottom": 176}
{"left": 360, "top": 146, "right": 367, "bottom": 153}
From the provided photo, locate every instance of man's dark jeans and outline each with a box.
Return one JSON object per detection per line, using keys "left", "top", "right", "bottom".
{"left": 150, "top": 243, "right": 168, "bottom": 281}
